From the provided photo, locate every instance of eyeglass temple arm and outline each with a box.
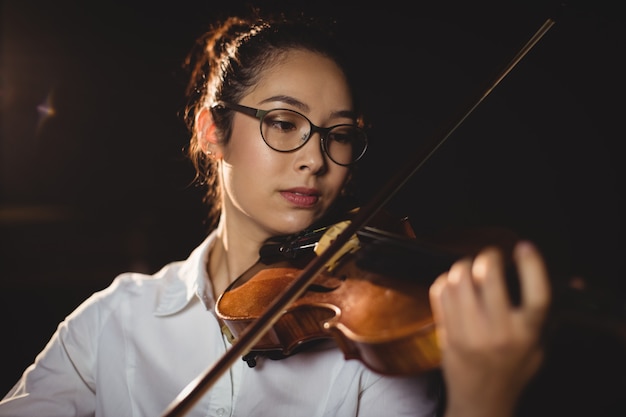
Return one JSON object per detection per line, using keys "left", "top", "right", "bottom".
{"left": 216, "top": 101, "right": 264, "bottom": 118}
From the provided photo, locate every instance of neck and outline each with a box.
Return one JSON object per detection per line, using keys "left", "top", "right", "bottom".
{"left": 207, "top": 216, "right": 265, "bottom": 298}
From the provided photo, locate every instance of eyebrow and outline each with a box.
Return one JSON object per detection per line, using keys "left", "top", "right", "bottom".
{"left": 259, "top": 95, "right": 357, "bottom": 120}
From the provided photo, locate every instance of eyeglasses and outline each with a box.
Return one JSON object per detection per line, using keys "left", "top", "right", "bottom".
{"left": 214, "top": 101, "right": 368, "bottom": 166}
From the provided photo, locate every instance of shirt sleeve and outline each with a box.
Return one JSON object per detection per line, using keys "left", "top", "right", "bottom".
{"left": 0, "top": 284, "right": 115, "bottom": 417}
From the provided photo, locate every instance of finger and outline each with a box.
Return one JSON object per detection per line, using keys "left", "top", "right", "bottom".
{"left": 433, "top": 257, "right": 479, "bottom": 342}
{"left": 428, "top": 263, "right": 470, "bottom": 321}
{"left": 472, "top": 246, "right": 511, "bottom": 328}
{"left": 513, "top": 241, "right": 552, "bottom": 328}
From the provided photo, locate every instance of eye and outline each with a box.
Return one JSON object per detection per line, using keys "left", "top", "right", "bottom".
{"left": 263, "top": 111, "right": 301, "bottom": 134}
{"left": 328, "top": 126, "right": 359, "bottom": 144}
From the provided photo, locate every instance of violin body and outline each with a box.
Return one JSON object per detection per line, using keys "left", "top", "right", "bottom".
{"left": 216, "top": 215, "right": 451, "bottom": 376}
{"left": 216, "top": 254, "right": 441, "bottom": 376}
{"left": 215, "top": 203, "right": 528, "bottom": 376}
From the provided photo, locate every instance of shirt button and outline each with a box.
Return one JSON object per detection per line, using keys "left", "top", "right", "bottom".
{"left": 216, "top": 408, "right": 226, "bottom": 416}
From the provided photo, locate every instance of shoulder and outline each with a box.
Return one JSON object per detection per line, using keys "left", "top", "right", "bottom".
{"left": 66, "top": 232, "right": 216, "bottom": 322}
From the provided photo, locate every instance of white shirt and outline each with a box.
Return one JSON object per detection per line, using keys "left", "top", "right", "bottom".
{"left": 0, "top": 232, "right": 440, "bottom": 417}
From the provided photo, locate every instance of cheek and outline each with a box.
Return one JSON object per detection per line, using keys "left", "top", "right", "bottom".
{"left": 329, "top": 168, "right": 349, "bottom": 193}
{"left": 221, "top": 130, "right": 282, "bottom": 197}
{"left": 226, "top": 131, "right": 280, "bottom": 175}
{"left": 321, "top": 166, "right": 350, "bottom": 206}
{"left": 222, "top": 120, "right": 261, "bottom": 161}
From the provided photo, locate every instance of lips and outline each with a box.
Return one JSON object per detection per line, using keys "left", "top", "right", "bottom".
{"left": 280, "top": 188, "right": 320, "bottom": 207}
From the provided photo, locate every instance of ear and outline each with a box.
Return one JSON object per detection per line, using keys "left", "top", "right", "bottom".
{"left": 196, "top": 107, "right": 220, "bottom": 156}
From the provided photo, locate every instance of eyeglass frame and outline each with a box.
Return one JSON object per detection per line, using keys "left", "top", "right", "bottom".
{"left": 212, "top": 100, "right": 368, "bottom": 166}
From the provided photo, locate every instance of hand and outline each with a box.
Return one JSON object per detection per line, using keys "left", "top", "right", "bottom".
{"left": 429, "top": 241, "right": 551, "bottom": 417}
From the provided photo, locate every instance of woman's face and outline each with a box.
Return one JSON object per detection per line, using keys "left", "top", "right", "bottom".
{"left": 217, "top": 49, "right": 354, "bottom": 240}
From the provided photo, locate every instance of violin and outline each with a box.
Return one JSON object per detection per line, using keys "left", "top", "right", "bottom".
{"left": 215, "top": 209, "right": 625, "bottom": 373}
{"left": 215, "top": 209, "right": 520, "bottom": 375}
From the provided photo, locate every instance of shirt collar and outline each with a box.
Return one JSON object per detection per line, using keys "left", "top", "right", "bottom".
{"left": 153, "top": 231, "right": 217, "bottom": 316}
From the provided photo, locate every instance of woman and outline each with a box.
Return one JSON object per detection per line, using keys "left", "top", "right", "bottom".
{"left": 0, "top": 10, "right": 550, "bottom": 417}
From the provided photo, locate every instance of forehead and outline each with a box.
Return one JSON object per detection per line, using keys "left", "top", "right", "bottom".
{"left": 246, "top": 49, "right": 354, "bottom": 111}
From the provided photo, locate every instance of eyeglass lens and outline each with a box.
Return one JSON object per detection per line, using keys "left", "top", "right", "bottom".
{"left": 261, "top": 109, "right": 366, "bottom": 165}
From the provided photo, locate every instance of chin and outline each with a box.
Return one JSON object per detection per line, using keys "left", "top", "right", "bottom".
{"left": 271, "top": 213, "right": 318, "bottom": 236}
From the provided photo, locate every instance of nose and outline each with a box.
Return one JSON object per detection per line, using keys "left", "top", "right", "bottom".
{"left": 294, "top": 130, "right": 327, "bottom": 174}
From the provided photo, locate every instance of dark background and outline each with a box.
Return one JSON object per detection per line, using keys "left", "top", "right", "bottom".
{"left": 1, "top": 1, "right": 624, "bottom": 415}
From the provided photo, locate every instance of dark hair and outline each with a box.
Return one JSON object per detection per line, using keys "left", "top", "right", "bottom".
{"left": 181, "top": 9, "right": 362, "bottom": 229}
